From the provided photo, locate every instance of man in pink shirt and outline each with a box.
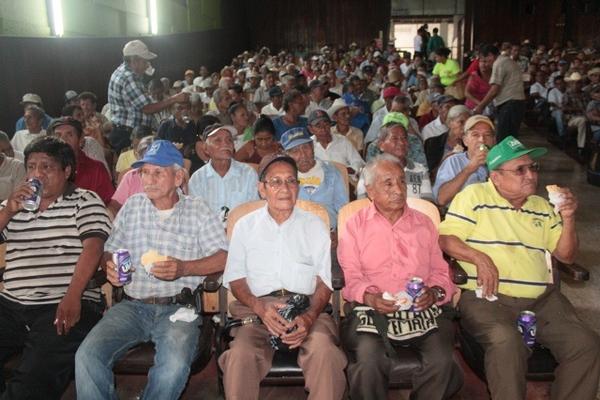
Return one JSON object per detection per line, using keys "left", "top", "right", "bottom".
{"left": 338, "top": 154, "right": 462, "bottom": 400}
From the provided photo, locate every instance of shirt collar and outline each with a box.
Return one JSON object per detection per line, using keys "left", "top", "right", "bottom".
{"left": 486, "top": 179, "right": 534, "bottom": 209}
{"left": 206, "top": 159, "right": 239, "bottom": 178}
{"left": 364, "top": 201, "right": 414, "bottom": 227}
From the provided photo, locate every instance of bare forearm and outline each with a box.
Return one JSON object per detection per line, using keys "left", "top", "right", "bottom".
{"left": 307, "top": 278, "right": 332, "bottom": 320}
{"left": 553, "top": 219, "right": 578, "bottom": 263}
{"left": 230, "top": 278, "right": 261, "bottom": 314}
{"left": 437, "top": 167, "right": 476, "bottom": 206}
{"left": 478, "top": 84, "right": 500, "bottom": 109}
{"left": 142, "top": 95, "right": 177, "bottom": 114}
{"left": 183, "top": 249, "right": 227, "bottom": 276}
{"left": 0, "top": 208, "right": 14, "bottom": 232}
{"left": 66, "top": 237, "right": 105, "bottom": 298}
{"left": 439, "top": 234, "right": 483, "bottom": 264}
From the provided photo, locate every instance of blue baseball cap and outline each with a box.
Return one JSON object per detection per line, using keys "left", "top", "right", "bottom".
{"left": 280, "top": 127, "right": 312, "bottom": 151}
{"left": 132, "top": 140, "right": 184, "bottom": 169}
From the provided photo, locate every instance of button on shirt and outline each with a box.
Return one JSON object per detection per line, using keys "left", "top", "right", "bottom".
{"left": 188, "top": 159, "right": 259, "bottom": 220}
{"left": 108, "top": 62, "right": 153, "bottom": 128}
{"left": 432, "top": 152, "right": 488, "bottom": 202}
{"left": 105, "top": 192, "right": 227, "bottom": 299}
{"left": 312, "top": 133, "right": 365, "bottom": 174}
{"left": 223, "top": 206, "right": 332, "bottom": 296}
{"left": 338, "top": 203, "right": 454, "bottom": 304}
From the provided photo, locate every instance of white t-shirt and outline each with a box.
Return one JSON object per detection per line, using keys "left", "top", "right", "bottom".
{"left": 10, "top": 130, "right": 47, "bottom": 153}
{"left": 529, "top": 82, "right": 548, "bottom": 101}
{"left": 298, "top": 160, "right": 325, "bottom": 195}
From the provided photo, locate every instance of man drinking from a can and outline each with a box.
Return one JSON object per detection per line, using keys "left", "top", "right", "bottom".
{"left": 0, "top": 136, "right": 111, "bottom": 399}
{"left": 338, "top": 154, "right": 463, "bottom": 400}
{"left": 439, "top": 136, "right": 600, "bottom": 400}
{"left": 75, "top": 140, "right": 227, "bottom": 399}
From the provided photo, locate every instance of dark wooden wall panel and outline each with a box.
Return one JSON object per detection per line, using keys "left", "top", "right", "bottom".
{"left": 243, "top": 0, "right": 392, "bottom": 52}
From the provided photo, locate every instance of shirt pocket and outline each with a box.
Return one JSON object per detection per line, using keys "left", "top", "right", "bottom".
{"left": 289, "top": 262, "right": 317, "bottom": 295}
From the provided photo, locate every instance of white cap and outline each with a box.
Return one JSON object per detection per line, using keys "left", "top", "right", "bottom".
{"left": 122, "top": 40, "right": 157, "bottom": 60}
{"left": 327, "top": 98, "right": 349, "bottom": 119}
{"left": 21, "top": 93, "right": 42, "bottom": 105}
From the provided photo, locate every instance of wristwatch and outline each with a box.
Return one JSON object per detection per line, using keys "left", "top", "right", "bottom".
{"left": 431, "top": 286, "right": 446, "bottom": 302}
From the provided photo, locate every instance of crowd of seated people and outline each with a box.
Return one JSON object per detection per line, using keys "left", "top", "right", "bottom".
{"left": 1, "top": 36, "right": 599, "bottom": 399}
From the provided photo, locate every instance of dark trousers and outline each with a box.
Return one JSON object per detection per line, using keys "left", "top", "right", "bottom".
{"left": 341, "top": 306, "right": 463, "bottom": 400}
{"left": 459, "top": 288, "right": 600, "bottom": 400}
{"left": 496, "top": 99, "right": 526, "bottom": 142}
{"left": 0, "top": 296, "right": 102, "bottom": 400}
{"left": 108, "top": 125, "right": 132, "bottom": 155}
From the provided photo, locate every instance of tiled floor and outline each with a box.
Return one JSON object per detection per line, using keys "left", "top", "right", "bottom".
{"left": 60, "top": 127, "right": 600, "bottom": 400}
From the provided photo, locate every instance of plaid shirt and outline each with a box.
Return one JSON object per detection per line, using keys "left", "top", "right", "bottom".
{"left": 105, "top": 192, "right": 228, "bottom": 298}
{"left": 108, "top": 62, "right": 153, "bottom": 128}
{"left": 563, "top": 88, "right": 586, "bottom": 118}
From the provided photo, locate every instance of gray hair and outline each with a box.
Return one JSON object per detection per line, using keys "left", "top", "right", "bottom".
{"left": 446, "top": 105, "right": 471, "bottom": 122}
{"left": 362, "top": 153, "right": 403, "bottom": 187}
{"left": 136, "top": 135, "right": 156, "bottom": 157}
{"left": 0, "top": 131, "right": 9, "bottom": 143}
{"left": 377, "top": 123, "right": 407, "bottom": 144}
{"left": 213, "top": 87, "right": 228, "bottom": 103}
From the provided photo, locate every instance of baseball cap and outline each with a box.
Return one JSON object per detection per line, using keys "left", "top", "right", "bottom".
{"left": 268, "top": 86, "right": 283, "bottom": 97}
{"left": 308, "top": 79, "right": 324, "bottom": 90}
{"left": 486, "top": 136, "right": 547, "bottom": 171}
{"left": 132, "top": 140, "right": 184, "bottom": 169}
{"left": 464, "top": 115, "right": 495, "bottom": 133}
{"left": 335, "top": 70, "right": 347, "bottom": 79}
{"left": 307, "top": 109, "right": 331, "bottom": 126}
{"left": 202, "top": 123, "right": 237, "bottom": 141}
{"left": 382, "top": 112, "right": 409, "bottom": 129}
{"left": 257, "top": 152, "right": 298, "bottom": 181}
{"left": 588, "top": 67, "right": 600, "bottom": 77}
{"left": 64, "top": 90, "right": 78, "bottom": 102}
{"left": 48, "top": 116, "right": 83, "bottom": 135}
{"left": 280, "top": 127, "right": 312, "bottom": 150}
{"left": 382, "top": 86, "right": 401, "bottom": 99}
{"left": 184, "top": 69, "right": 194, "bottom": 76}
{"left": 437, "top": 95, "right": 458, "bottom": 105}
{"left": 327, "top": 98, "right": 348, "bottom": 118}
{"left": 20, "top": 93, "right": 42, "bottom": 105}
{"left": 122, "top": 40, "right": 157, "bottom": 60}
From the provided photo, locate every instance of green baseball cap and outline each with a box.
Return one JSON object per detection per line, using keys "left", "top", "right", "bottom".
{"left": 382, "top": 112, "right": 409, "bottom": 129}
{"left": 486, "top": 135, "right": 547, "bottom": 170}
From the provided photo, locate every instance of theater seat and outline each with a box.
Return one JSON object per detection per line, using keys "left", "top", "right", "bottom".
{"left": 216, "top": 199, "right": 334, "bottom": 392}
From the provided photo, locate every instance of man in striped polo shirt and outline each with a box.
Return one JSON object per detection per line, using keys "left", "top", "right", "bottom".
{"left": 439, "top": 136, "right": 600, "bottom": 400}
{"left": 0, "top": 136, "right": 111, "bottom": 399}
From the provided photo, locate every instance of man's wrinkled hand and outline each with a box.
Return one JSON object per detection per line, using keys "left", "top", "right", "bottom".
{"left": 557, "top": 189, "right": 577, "bottom": 219}
{"left": 474, "top": 252, "right": 499, "bottom": 298}
{"left": 106, "top": 260, "right": 135, "bottom": 287}
{"left": 413, "top": 287, "right": 436, "bottom": 311}
{"left": 151, "top": 257, "right": 186, "bottom": 281}
{"left": 281, "top": 312, "right": 315, "bottom": 349}
{"left": 54, "top": 292, "right": 81, "bottom": 335}
{"left": 254, "top": 300, "right": 289, "bottom": 337}
{"left": 364, "top": 292, "right": 398, "bottom": 314}
{"left": 5, "top": 182, "right": 34, "bottom": 214}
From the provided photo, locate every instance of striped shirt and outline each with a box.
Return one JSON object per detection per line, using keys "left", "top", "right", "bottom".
{"left": 106, "top": 192, "right": 228, "bottom": 299}
{"left": 0, "top": 185, "right": 112, "bottom": 305}
{"left": 108, "top": 62, "right": 153, "bottom": 128}
{"left": 439, "top": 180, "right": 562, "bottom": 298}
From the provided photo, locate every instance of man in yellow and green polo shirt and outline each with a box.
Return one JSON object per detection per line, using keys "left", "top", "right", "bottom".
{"left": 439, "top": 135, "right": 600, "bottom": 400}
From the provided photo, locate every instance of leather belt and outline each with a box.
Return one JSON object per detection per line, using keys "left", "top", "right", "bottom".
{"left": 261, "top": 289, "right": 298, "bottom": 298}
{"left": 123, "top": 293, "right": 178, "bottom": 305}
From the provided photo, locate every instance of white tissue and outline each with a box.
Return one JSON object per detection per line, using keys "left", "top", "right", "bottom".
{"left": 475, "top": 286, "right": 498, "bottom": 302}
{"left": 548, "top": 192, "right": 566, "bottom": 213}
{"left": 383, "top": 291, "right": 413, "bottom": 310}
{"left": 169, "top": 307, "right": 198, "bottom": 323}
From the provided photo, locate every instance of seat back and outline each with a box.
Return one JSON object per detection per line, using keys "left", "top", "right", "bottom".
{"left": 330, "top": 161, "right": 350, "bottom": 197}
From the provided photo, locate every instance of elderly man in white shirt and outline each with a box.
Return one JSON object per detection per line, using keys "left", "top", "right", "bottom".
{"left": 218, "top": 153, "right": 347, "bottom": 400}
{"left": 421, "top": 96, "right": 458, "bottom": 141}
{"left": 308, "top": 110, "right": 365, "bottom": 178}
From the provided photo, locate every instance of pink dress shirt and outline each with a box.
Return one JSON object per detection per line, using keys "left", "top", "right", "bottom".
{"left": 111, "top": 169, "right": 144, "bottom": 206}
{"left": 337, "top": 203, "right": 455, "bottom": 304}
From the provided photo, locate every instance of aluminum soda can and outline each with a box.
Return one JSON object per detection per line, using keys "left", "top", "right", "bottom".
{"left": 517, "top": 310, "right": 537, "bottom": 347}
{"left": 479, "top": 144, "right": 489, "bottom": 152}
{"left": 406, "top": 277, "right": 425, "bottom": 311}
{"left": 113, "top": 249, "right": 133, "bottom": 284}
{"left": 22, "top": 178, "right": 43, "bottom": 211}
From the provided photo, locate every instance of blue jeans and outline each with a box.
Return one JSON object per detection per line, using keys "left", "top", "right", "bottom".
{"left": 551, "top": 109, "right": 566, "bottom": 137}
{"left": 75, "top": 300, "right": 200, "bottom": 400}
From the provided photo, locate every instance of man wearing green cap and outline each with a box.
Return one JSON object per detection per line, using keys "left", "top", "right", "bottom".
{"left": 439, "top": 136, "right": 600, "bottom": 400}
{"left": 358, "top": 112, "right": 432, "bottom": 200}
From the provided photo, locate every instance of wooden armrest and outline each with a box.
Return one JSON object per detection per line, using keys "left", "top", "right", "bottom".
{"left": 203, "top": 272, "right": 223, "bottom": 292}
{"left": 554, "top": 259, "right": 589, "bottom": 281}
{"left": 448, "top": 257, "right": 468, "bottom": 285}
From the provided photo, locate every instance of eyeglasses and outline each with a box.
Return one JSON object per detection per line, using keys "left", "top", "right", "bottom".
{"left": 262, "top": 177, "right": 299, "bottom": 189}
{"left": 496, "top": 162, "right": 540, "bottom": 176}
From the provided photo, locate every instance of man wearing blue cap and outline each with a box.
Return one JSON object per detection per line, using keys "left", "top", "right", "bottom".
{"left": 75, "top": 140, "right": 228, "bottom": 399}
{"left": 281, "top": 127, "right": 348, "bottom": 230}
{"left": 439, "top": 136, "right": 600, "bottom": 400}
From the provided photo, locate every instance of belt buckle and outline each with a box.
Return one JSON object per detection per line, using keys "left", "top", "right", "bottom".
{"left": 276, "top": 289, "right": 287, "bottom": 297}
